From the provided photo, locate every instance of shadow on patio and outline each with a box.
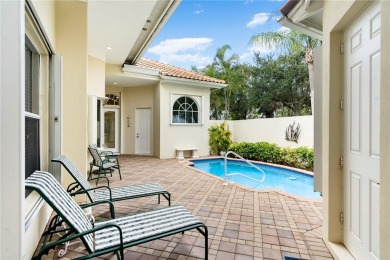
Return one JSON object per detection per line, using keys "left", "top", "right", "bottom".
{"left": 35, "top": 155, "right": 333, "bottom": 260}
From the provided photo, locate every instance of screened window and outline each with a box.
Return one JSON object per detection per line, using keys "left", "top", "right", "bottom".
{"left": 25, "top": 36, "right": 40, "bottom": 189}
{"left": 172, "top": 96, "right": 199, "bottom": 124}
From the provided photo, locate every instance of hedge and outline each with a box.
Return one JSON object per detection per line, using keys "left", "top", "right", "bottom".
{"left": 228, "top": 142, "right": 314, "bottom": 171}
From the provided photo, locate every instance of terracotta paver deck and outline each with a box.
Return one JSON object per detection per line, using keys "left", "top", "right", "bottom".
{"left": 34, "top": 155, "right": 333, "bottom": 260}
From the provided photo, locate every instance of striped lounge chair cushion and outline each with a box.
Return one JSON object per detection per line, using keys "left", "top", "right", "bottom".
{"left": 25, "top": 171, "right": 95, "bottom": 252}
{"left": 94, "top": 206, "right": 202, "bottom": 250}
{"left": 94, "top": 183, "right": 167, "bottom": 202}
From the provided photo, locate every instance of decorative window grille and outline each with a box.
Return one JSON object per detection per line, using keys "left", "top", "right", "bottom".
{"left": 172, "top": 96, "right": 199, "bottom": 124}
{"left": 105, "top": 93, "right": 120, "bottom": 106}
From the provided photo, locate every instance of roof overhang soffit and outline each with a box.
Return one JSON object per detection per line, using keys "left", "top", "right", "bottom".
{"left": 160, "top": 75, "right": 228, "bottom": 90}
{"left": 278, "top": 0, "right": 323, "bottom": 40}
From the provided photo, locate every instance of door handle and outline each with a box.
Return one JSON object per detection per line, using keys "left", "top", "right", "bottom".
{"left": 137, "top": 133, "right": 139, "bottom": 138}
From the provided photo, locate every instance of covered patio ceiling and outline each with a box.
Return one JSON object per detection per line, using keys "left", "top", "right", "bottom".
{"left": 88, "top": 0, "right": 180, "bottom": 65}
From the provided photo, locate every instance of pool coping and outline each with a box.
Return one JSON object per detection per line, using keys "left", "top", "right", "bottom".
{"left": 184, "top": 156, "right": 322, "bottom": 202}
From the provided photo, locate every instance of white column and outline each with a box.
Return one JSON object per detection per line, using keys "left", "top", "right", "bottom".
{"left": 0, "top": 1, "right": 25, "bottom": 259}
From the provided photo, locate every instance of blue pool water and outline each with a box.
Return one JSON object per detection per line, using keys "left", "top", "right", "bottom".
{"left": 191, "top": 158, "right": 321, "bottom": 199}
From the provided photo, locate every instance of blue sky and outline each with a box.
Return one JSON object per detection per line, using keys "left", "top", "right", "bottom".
{"left": 144, "top": 0, "right": 287, "bottom": 70}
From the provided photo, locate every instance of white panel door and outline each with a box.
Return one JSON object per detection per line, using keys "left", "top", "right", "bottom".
{"left": 136, "top": 108, "right": 151, "bottom": 154}
{"left": 344, "top": 2, "right": 380, "bottom": 259}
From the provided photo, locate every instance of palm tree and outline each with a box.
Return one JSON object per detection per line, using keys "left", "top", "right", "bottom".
{"left": 204, "top": 44, "right": 240, "bottom": 119}
{"left": 250, "top": 30, "right": 320, "bottom": 111}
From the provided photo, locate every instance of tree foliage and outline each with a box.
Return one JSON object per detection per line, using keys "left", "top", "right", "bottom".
{"left": 249, "top": 52, "right": 311, "bottom": 117}
{"left": 196, "top": 45, "right": 251, "bottom": 120}
{"left": 192, "top": 36, "right": 313, "bottom": 119}
{"left": 251, "top": 29, "right": 321, "bottom": 110}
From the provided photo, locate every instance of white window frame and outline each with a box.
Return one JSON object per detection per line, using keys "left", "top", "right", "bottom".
{"left": 170, "top": 93, "right": 203, "bottom": 125}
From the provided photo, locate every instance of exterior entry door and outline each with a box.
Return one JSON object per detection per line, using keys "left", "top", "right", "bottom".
{"left": 136, "top": 108, "right": 151, "bottom": 154}
{"left": 344, "top": 2, "right": 380, "bottom": 259}
{"left": 103, "top": 108, "right": 119, "bottom": 152}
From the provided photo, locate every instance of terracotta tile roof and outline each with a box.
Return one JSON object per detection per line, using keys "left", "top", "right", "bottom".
{"left": 280, "top": 0, "right": 300, "bottom": 16}
{"left": 136, "top": 58, "right": 225, "bottom": 84}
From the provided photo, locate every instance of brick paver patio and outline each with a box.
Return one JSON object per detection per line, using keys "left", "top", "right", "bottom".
{"left": 35, "top": 155, "right": 333, "bottom": 260}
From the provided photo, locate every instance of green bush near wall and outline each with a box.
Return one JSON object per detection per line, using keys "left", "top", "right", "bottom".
{"left": 228, "top": 142, "right": 314, "bottom": 171}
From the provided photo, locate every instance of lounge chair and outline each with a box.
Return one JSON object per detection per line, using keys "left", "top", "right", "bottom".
{"left": 88, "top": 145, "right": 121, "bottom": 183}
{"left": 52, "top": 155, "right": 171, "bottom": 206}
{"left": 26, "top": 171, "right": 208, "bottom": 259}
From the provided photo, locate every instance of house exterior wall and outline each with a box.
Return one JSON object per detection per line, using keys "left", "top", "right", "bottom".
{"left": 88, "top": 56, "right": 106, "bottom": 97}
{"left": 106, "top": 85, "right": 155, "bottom": 155}
{"left": 211, "top": 116, "right": 313, "bottom": 148}
{"left": 159, "top": 83, "right": 211, "bottom": 159}
{"left": 1, "top": 2, "right": 25, "bottom": 259}
{"left": 56, "top": 1, "right": 88, "bottom": 189}
{"left": 30, "top": 0, "right": 56, "bottom": 49}
{"left": 153, "top": 84, "right": 161, "bottom": 158}
{"left": 20, "top": 1, "right": 91, "bottom": 258}
{"left": 321, "top": 1, "right": 390, "bottom": 258}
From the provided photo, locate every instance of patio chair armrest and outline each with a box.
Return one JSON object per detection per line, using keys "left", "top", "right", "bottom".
{"left": 79, "top": 200, "right": 115, "bottom": 219}
{"left": 88, "top": 176, "right": 110, "bottom": 186}
{"left": 34, "top": 223, "right": 124, "bottom": 260}
{"left": 101, "top": 150, "right": 115, "bottom": 156}
{"left": 70, "top": 186, "right": 113, "bottom": 201}
{"left": 66, "top": 181, "right": 82, "bottom": 193}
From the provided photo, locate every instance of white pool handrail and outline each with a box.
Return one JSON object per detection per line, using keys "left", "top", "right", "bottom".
{"left": 224, "top": 151, "right": 266, "bottom": 185}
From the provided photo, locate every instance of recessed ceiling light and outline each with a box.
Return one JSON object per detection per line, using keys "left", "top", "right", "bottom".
{"left": 106, "top": 47, "right": 112, "bottom": 50}
{"left": 113, "top": 82, "right": 118, "bottom": 85}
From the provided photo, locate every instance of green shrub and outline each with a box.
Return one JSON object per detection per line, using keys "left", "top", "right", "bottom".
{"left": 228, "top": 141, "right": 314, "bottom": 171}
{"left": 208, "top": 121, "right": 232, "bottom": 155}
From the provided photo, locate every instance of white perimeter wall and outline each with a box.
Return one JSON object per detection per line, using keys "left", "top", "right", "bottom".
{"left": 210, "top": 115, "right": 313, "bottom": 148}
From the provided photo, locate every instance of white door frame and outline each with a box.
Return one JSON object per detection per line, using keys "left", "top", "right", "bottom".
{"left": 103, "top": 107, "right": 120, "bottom": 153}
{"left": 135, "top": 108, "right": 152, "bottom": 155}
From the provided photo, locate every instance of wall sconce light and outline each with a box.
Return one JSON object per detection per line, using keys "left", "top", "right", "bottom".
{"left": 127, "top": 116, "right": 131, "bottom": 127}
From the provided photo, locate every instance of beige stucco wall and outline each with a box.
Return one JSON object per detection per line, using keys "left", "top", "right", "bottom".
{"left": 153, "top": 84, "right": 161, "bottom": 158}
{"left": 321, "top": 1, "right": 390, "bottom": 259}
{"left": 23, "top": 4, "right": 54, "bottom": 259}
{"left": 30, "top": 0, "right": 56, "bottom": 49}
{"left": 211, "top": 116, "right": 313, "bottom": 148}
{"left": 159, "top": 82, "right": 211, "bottom": 159}
{"left": 88, "top": 56, "right": 105, "bottom": 97}
{"left": 56, "top": 1, "right": 88, "bottom": 189}
{"left": 106, "top": 85, "right": 155, "bottom": 155}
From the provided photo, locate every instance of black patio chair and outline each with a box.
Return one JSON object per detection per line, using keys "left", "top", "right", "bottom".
{"left": 88, "top": 145, "right": 121, "bottom": 183}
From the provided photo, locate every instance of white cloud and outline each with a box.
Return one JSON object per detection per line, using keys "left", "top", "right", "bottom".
{"left": 147, "top": 38, "right": 213, "bottom": 67}
{"left": 148, "top": 38, "right": 213, "bottom": 56}
{"left": 277, "top": 26, "right": 291, "bottom": 33}
{"left": 193, "top": 4, "right": 203, "bottom": 15}
{"left": 247, "top": 13, "right": 272, "bottom": 28}
{"left": 159, "top": 54, "right": 212, "bottom": 66}
{"left": 272, "top": 15, "right": 282, "bottom": 21}
{"left": 240, "top": 45, "right": 276, "bottom": 61}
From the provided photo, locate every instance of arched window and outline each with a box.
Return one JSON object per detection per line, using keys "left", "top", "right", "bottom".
{"left": 105, "top": 93, "right": 120, "bottom": 106}
{"left": 172, "top": 96, "right": 199, "bottom": 124}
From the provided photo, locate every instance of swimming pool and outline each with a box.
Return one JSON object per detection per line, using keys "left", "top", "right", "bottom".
{"left": 190, "top": 158, "right": 321, "bottom": 199}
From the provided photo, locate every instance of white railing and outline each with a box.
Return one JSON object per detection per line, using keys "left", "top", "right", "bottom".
{"left": 224, "top": 151, "right": 266, "bottom": 185}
